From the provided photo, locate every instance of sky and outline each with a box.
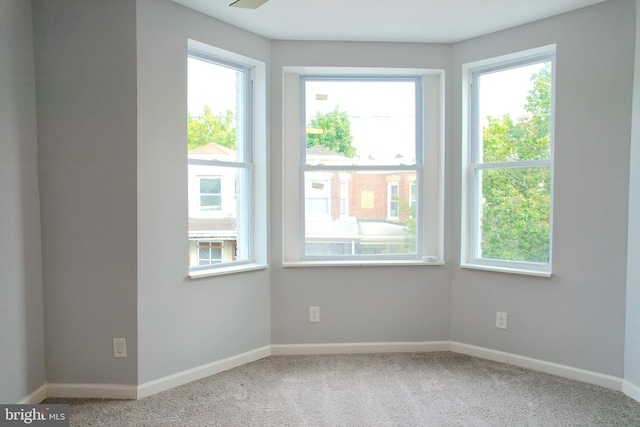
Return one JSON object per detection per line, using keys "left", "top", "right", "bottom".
{"left": 478, "top": 62, "right": 546, "bottom": 127}
{"left": 188, "top": 57, "right": 238, "bottom": 118}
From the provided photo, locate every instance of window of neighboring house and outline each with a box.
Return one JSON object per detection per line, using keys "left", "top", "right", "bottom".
{"left": 199, "top": 177, "right": 222, "bottom": 211}
{"left": 462, "top": 46, "right": 555, "bottom": 276}
{"left": 305, "top": 178, "right": 330, "bottom": 216}
{"left": 388, "top": 182, "right": 399, "bottom": 219}
{"left": 340, "top": 180, "right": 349, "bottom": 215}
{"left": 187, "top": 41, "right": 267, "bottom": 276}
{"left": 197, "top": 241, "right": 223, "bottom": 265}
{"left": 282, "top": 68, "right": 444, "bottom": 264}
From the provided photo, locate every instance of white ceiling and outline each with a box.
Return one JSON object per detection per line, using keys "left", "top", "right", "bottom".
{"left": 172, "top": 0, "right": 607, "bottom": 43}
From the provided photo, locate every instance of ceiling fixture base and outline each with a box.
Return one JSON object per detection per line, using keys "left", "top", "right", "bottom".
{"left": 229, "top": 0, "right": 269, "bottom": 9}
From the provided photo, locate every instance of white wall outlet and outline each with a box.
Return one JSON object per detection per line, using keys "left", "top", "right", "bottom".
{"left": 309, "top": 306, "right": 320, "bottom": 323}
{"left": 496, "top": 312, "right": 508, "bottom": 329}
{"left": 113, "top": 337, "right": 127, "bottom": 358}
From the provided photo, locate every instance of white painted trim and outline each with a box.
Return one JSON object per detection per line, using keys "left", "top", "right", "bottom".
{"left": 451, "top": 342, "right": 622, "bottom": 391}
{"left": 137, "top": 345, "right": 271, "bottom": 399}
{"left": 17, "top": 384, "right": 48, "bottom": 404}
{"left": 31, "top": 342, "right": 632, "bottom": 402}
{"left": 189, "top": 263, "right": 269, "bottom": 279}
{"left": 271, "top": 341, "right": 451, "bottom": 355}
{"left": 623, "top": 380, "right": 640, "bottom": 403}
{"left": 47, "top": 383, "right": 138, "bottom": 400}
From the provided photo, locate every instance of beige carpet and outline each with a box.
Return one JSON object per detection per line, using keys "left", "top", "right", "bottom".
{"left": 45, "top": 352, "right": 640, "bottom": 426}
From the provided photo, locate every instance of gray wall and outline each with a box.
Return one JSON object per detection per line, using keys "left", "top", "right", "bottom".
{"left": 32, "top": 0, "right": 138, "bottom": 385}
{"left": 270, "top": 41, "right": 453, "bottom": 345}
{"left": 451, "top": 0, "right": 635, "bottom": 377}
{"left": 0, "top": 0, "right": 46, "bottom": 403}
{"left": 625, "top": 0, "right": 640, "bottom": 391}
{"left": 136, "top": 0, "right": 271, "bottom": 384}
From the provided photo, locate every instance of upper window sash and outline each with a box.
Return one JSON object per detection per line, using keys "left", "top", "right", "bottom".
{"left": 470, "top": 52, "right": 555, "bottom": 166}
{"left": 188, "top": 51, "right": 255, "bottom": 165}
{"left": 300, "top": 75, "right": 423, "bottom": 167}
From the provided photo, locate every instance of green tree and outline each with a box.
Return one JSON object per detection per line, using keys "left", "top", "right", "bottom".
{"left": 307, "top": 106, "right": 356, "bottom": 157}
{"left": 399, "top": 196, "right": 417, "bottom": 254}
{"left": 188, "top": 105, "right": 236, "bottom": 151}
{"left": 480, "top": 64, "right": 552, "bottom": 263}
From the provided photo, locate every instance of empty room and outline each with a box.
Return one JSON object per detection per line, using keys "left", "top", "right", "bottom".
{"left": 2, "top": 0, "right": 640, "bottom": 425}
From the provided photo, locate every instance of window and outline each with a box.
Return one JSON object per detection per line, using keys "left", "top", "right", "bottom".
{"left": 199, "top": 177, "right": 222, "bottom": 211}
{"left": 197, "top": 241, "right": 223, "bottom": 265}
{"left": 187, "top": 40, "right": 267, "bottom": 276}
{"left": 340, "top": 180, "right": 349, "bottom": 215}
{"left": 388, "top": 182, "right": 399, "bottom": 219}
{"left": 462, "top": 46, "right": 555, "bottom": 275}
{"left": 282, "top": 68, "right": 444, "bottom": 265}
{"left": 305, "top": 177, "right": 330, "bottom": 216}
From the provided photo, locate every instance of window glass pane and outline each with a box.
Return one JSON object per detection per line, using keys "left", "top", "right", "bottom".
{"left": 197, "top": 241, "right": 223, "bottom": 266}
{"left": 200, "top": 195, "right": 221, "bottom": 210}
{"left": 478, "top": 61, "right": 552, "bottom": 163}
{"left": 188, "top": 165, "right": 249, "bottom": 267}
{"left": 200, "top": 177, "right": 221, "bottom": 193}
{"left": 188, "top": 57, "right": 245, "bottom": 162}
{"left": 477, "top": 166, "right": 550, "bottom": 263}
{"left": 306, "top": 198, "right": 329, "bottom": 214}
{"left": 305, "top": 80, "right": 416, "bottom": 165}
{"left": 199, "top": 177, "right": 222, "bottom": 210}
{"left": 388, "top": 183, "right": 399, "bottom": 218}
{"left": 304, "top": 170, "right": 417, "bottom": 257}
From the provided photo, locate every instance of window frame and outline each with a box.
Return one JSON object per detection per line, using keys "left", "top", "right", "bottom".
{"left": 282, "top": 67, "right": 445, "bottom": 266}
{"left": 187, "top": 40, "right": 268, "bottom": 278}
{"left": 461, "top": 45, "right": 556, "bottom": 276}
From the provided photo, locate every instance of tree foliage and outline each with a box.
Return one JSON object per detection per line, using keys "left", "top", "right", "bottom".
{"left": 188, "top": 105, "right": 236, "bottom": 151}
{"left": 399, "top": 196, "right": 417, "bottom": 254}
{"left": 480, "top": 64, "right": 552, "bottom": 263}
{"left": 307, "top": 106, "right": 356, "bottom": 157}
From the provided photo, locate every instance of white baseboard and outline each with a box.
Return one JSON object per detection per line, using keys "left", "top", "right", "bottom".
{"left": 450, "top": 342, "right": 623, "bottom": 391}
{"left": 47, "top": 383, "right": 138, "bottom": 400}
{"left": 137, "top": 345, "right": 271, "bottom": 399}
{"left": 24, "top": 342, "right": 634, "bottom": 403}
{"left": 17, "top": 384, "right": 48, "bottom": 404}
{"left": 271, "top": 341, "right": 451, "bottom": 355}
{"left": 623, "top": 380, "right": 640, "bottom": 403}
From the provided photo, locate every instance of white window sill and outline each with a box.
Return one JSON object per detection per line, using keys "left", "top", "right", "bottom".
{"left": 460, "top": 262, "right": 551, "bottom": 278}
{"left": 283, "top": 259, "right": 444, "bottom": 268}
{"left": 189, "top": 263, "right": 269, "bottom": 279}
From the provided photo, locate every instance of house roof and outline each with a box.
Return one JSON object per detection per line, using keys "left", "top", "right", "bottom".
{"left": 306, "top": 146, "right": 346, "bottom": 157}
{"left": 189, "top": 142, "right": 235, "bottom": 156}
{"left": 188, "top": 217, "right": 237, "bottom": 239}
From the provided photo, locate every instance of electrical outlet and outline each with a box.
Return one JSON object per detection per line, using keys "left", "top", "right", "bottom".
{"left": 309, "top": 306, "right": 320, "bottom": 323}
{"left": 496, "top": 312, "right": 508, "bottom": 329}
{"left": 113, "top": 337, "right": 127, "bottom": 358}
